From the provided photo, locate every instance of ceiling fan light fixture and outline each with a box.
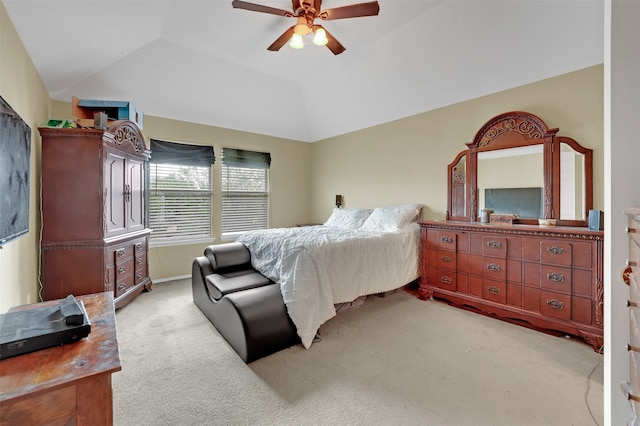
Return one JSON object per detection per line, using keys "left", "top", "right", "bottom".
{"left": 293, "top": 16, "right": 311, "bottom": 36}
{"left": 289, "top": 33, "right": 304, "bottom": 49}
{"left": 313, "top": 28, "right": 328, "bottom": 46}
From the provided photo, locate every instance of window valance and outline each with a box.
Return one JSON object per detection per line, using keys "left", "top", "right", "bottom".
{"left": 150, "top": 139, "right": 215, "bottom": 167}
{"left": 222, "top": 148, "right": 271, "bottom": 169}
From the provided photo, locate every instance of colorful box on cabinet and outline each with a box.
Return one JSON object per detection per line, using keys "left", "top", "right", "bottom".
{"left": 72, "top": 96, "right": 144, "bottom": 129}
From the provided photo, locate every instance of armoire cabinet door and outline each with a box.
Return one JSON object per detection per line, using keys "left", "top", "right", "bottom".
{"left": 127, "top": 156, "right": 146, "bottom": 233}
{"left": 105, "top": 149, "right": 127, "bottom": 237}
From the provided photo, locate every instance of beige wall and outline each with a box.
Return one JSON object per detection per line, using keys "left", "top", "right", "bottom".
{"left": 309, "top": 65, "right": 604, "bottom": 224}
{"left": 0, "top": 3, "right": 51, "bottom": 311}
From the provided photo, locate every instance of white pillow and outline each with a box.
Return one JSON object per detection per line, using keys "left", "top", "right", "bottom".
{"left": 385, "top": 203, "right": 423, "bottom": 221}
{"left": 323, "top": 208, "right": 372, "bottom": 229}
{"left": 361, "top": 207, "right": 420, "bottom": 232}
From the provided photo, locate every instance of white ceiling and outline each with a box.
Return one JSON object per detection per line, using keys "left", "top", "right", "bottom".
{"left": 4, "top": 0, "right": 604, "bottom": 142}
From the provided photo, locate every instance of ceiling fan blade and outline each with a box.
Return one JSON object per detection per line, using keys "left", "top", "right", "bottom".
{"left": 232, "top": 0, "right": 294, "bottom": 17}
{"left": 319, "top": 1, "right": 380, "bottom": 20}
{"left": 267, "top": 26, "right": 296, "bottom": 51}
{"left": 314, "top": 26, "right": 346, "bottom": 55}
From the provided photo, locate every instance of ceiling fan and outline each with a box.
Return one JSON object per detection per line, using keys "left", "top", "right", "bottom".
{"left": 231, "top": 0, "right": 380, "bottom": 55}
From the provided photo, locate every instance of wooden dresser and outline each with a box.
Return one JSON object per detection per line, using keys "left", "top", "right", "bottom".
{"left": 622, "top": 207, "right": 640, "bottom": 418}
{"left": 39, "top": 121, "right": 152, "bottom": 308}
{"left": 419, "top": 221, "right": 604, "bottom": 351}
{"left": 0, "top": 292, "right": 120, "bottom": 425}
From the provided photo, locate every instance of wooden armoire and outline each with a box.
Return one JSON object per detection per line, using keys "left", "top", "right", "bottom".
{"left": 39, "top": 120, "right": 152, "bottom": 308}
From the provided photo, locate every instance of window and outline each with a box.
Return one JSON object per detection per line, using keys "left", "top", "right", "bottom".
{"left": 148, "top": 140, "right": 215, "bottom": 246}
{"left": 221, "top": 148, "right": 271, "bottom": 240}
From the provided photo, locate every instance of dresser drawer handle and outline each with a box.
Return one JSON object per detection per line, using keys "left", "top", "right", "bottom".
{"left": 546, "top": 246, "right": 565, "bottom": 255}
{"left": 628, "top": 300, "right": 638, "bottom": 308}
{"left": 486, "top": 263, "right": 501, "bottom": 272}
{"left": 627, "top": 344, "right": 640, "bottom": 353}
{"left": 440, "top": 276, "right": 452, "bottom": 284}
{"left": 116, "top": 248, "right": 126, "bottom": 257}
{"left": 441, "top": 236, "right": 453, "bottom": 243}
{"left": 137, "top": 258, "right": 144, "bottom": 265}
{"left": 546, "top": 299, "right": 565, "bottom": 310}
{"left": 135, "top": 243, "right": 143, "bottom": 250}
{"left": 626, "top": 227, "right": 637, "bottom": 234}
{"left": 487, "top": 286, "right": 500, "bottom": 295}
{"left": 487, "top": 240, "right": 502, "bottom": 249}
{"left": 546, "top": 272, "right": 565, "bottom": 283}
{"left": 118, "top": 266, "right": 126, "bottom": 273}
{"left": 118, "top": 284, "right": 126, "bottom": 291}
{"left": 136, "top": 273, "right": 144, "bottom": 280}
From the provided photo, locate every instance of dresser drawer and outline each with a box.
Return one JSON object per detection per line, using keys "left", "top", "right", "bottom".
{"left": 427, "top": 229, "right": 468, "bottom": 252}
{"left": 481, "top": 236, "right": 508, "bottom": 258}
{"left": 540, "top": 265, "right": 572, "bottom": 294}
{"left": 427, "top": 268, "right": 458, "bottom": 292}
{"left": 470, "top": 233, "right": 522, "bottom": 258}
{"left": 482, "top": 279, "right": 507, "bottom": 304}
{"left": 470, "top": 256, "right": 521, "bottom": 283}
{"left": 572, "top": 295, "right": 593, "bottom": 325}
{"left": 540, "top": 241, "right": 572, "bottom": 266}
{"left": 540, "top": 290, "right": 571, "bottom": 321}
{"left": 428, "top": 249, "right": 457, "bottom": 271}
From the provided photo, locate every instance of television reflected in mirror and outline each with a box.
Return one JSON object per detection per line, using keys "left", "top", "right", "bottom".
{"left": 484, "top": 187, "right": 543, "bottom": 219}
{"left": 0, "top": 95, "right": 31, "bottom": 246}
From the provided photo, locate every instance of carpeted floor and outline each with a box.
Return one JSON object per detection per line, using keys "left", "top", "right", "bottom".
{"left": 112, "top": 279, "right": 603, "bottom": 426}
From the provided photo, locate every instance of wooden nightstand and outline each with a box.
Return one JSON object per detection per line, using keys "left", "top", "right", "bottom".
{"left": 0, "top": 292, "right": 121, "bottom": 425}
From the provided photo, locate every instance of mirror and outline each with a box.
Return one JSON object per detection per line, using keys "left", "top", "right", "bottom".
{"left": 447, "top": 111, "right": 593, "bottom": 227}
{"left": 447, "top": 152, "right": 468, "bottom": 220}
{"left": 556, "top": 136, "right": 593, "bottom": 223}
{"left": 478, "top": 145, "right": 544, "bottom": 219}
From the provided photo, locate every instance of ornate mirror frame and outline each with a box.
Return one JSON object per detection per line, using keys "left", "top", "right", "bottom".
{"left": 447, "top": 111, "right": 593, "bottom": 227}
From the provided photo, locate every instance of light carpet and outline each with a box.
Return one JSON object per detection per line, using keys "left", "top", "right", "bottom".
{"left": 112, "top": 279, "right": 603, "bottom": 426}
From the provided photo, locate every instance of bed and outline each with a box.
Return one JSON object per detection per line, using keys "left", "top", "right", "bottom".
{"left": 236, "top": 204, "right": 421, "bottom": 348}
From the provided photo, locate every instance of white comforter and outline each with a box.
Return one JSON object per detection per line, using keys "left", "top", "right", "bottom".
{"left": 236, "top": 224, "right": 420, "bottom": 348}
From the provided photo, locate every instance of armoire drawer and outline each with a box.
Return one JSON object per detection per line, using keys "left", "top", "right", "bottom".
{"left": 107, "top": 243, "right": 134, "bottom": 264}
{"left": 115, "top": 274, "right": 135, "bottom": 298}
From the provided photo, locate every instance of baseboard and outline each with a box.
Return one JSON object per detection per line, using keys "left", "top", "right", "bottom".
{"left": 152, "top": 274, "right": 191, "bottom": 284}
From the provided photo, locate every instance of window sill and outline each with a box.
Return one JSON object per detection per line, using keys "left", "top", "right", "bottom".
{"left": 149, "top": 236, "right": 216, "bottom": 248}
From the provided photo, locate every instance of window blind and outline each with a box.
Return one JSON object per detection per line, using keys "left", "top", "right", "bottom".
{"left": 221, "top": 148, "right": 270, "bottom": 238}
{"left": 149, "top": 140, "right": 214, "bottom": 245}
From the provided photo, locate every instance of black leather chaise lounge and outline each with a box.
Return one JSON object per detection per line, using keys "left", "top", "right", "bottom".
{"left": 192, "top": 242, "right": 300, "bottom": 362}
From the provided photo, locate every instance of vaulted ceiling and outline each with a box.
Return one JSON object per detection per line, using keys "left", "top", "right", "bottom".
{"left": 4, "top": 0, "right": 604, "bottom": 142}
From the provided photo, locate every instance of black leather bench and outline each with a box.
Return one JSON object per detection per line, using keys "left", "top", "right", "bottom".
{"left": 191, "top": 242, "right": 300, "bottom": 362}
